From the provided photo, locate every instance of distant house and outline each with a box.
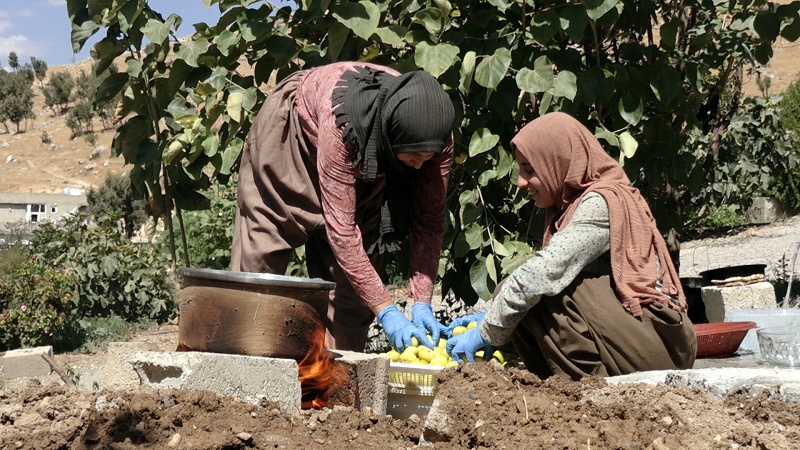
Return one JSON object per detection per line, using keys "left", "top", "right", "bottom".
{"left": 0, "top": 191, "right": 88, "bottom": 240}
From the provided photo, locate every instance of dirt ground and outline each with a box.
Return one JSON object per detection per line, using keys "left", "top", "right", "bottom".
{"left": 2, "top": 345, "right": 800, "bottom": 450}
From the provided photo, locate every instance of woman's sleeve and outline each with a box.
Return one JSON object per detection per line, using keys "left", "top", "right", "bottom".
{"left": 316, "top": 120, "right": 391, "bottom": 307}
{"left": 407, "top": 136, "right": 453, "bottom": 305}
{"left": 479, "top": 193, "right": 611, "bottom": 346}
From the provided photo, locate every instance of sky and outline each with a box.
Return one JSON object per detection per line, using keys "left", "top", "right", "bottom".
{"left": 0, "top": 0, "right": 227, "bottom": 69}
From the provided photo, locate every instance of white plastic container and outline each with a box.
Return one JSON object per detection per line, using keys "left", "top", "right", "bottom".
{"left": 725, "top": 308, "right": 800, "bottom": 353}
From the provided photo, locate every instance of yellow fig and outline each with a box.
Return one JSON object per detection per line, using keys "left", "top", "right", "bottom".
{"left": 452, "top": 326, "right": 468, "bottom": 336}
{"left": 418, "top": 347, "right": 435, "bottom": 363}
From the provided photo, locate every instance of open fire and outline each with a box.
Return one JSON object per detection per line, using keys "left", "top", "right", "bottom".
{"left": 298, "top": 326, "right": 334, "bottom": 409}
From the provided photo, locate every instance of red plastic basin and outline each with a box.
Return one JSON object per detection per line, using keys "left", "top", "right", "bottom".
{"left": 693, "top": 321, "right": 758, "bottom": 358}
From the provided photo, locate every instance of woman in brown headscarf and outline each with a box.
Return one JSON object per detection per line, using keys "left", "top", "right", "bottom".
{"left": 447, "top": 112, "right": 696, "bottom": 379}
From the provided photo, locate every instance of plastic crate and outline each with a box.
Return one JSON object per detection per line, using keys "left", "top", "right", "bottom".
{"left": 388, "top": 362, "right": 442, "bottom": 396}
{"left": 387, "top": 363, "right": 443, "bottom": 419}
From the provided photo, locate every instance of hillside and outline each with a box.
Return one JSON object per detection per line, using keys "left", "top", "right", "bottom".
{"left": 1, "top": 59, "right": 126, "bottom": 194}
{"left": 2, "top": 34, "right": 799, "bottom": 195}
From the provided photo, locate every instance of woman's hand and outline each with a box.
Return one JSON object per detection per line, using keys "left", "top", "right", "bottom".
{"left": 444, "top": 311, "right": 487, "bottom": 338}
{"left": 411, "top": 302, "right": 446, "bottom": 346}
{"left": 447, "top": 327, "right": 495, "bottom": 363}
{"left": 376, "top": 304, "right": 432, "bottom": 352}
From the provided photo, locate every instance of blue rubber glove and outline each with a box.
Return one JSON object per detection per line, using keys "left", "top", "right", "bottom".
{"left": 444, "top": 311, "right": 487, "bottom": 338}
{"left": 411, "top": 302, "right": 446, "bottom": 347}
{"left": 447, "top": 327, "right": 495, "bottom": 363}
{"left": 377, "top": 305, "right": 432, "bottom": 352}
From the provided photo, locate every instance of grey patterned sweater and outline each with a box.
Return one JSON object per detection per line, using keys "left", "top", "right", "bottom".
{"left": 480, "top": 192, "right": 611, "bottom": 346}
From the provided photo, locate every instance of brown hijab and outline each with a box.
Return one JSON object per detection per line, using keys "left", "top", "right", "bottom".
{"left": 510, "top": 112, "right": 686, "bottom": 316}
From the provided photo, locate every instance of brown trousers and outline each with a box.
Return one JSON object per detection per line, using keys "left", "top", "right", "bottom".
{"left": 230, "top": 72, "right": 385, "bottom": 352}
{"left": 510, "top": 274, "right": 697, "bottom": 380}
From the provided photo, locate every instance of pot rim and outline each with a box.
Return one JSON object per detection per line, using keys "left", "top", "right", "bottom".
{"left": 178, "top": 267, "right": 336, "bottom": 291}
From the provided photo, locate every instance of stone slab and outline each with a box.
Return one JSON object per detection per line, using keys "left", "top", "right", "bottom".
{"left": 702, "top": 282, "right": 778, "bottom": 322}
{"left": 130, "top": 351, "right": 301, "bottom": 415}
{"left": 1, "top": 346, "right": 53, "bottom": 381}
{"left": 606, "top": 367, "right": 800, "bottom": 402}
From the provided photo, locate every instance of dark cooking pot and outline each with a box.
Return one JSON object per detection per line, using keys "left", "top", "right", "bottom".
{"left": 177, "top": 267, "right": 336, "bottom": 361}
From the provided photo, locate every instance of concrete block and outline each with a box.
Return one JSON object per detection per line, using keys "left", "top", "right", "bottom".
{"left": 1, "top": 346, "right": 53, "bottom": 381}
{"left": 99, "top": 341, "right": 159, "bottom": 391}
{"left": 702, "top": 282, "right": 778, "bottom": 322}
{"left": 130, "top": 351, "right": 301, "bottom": 415}
{"left": 745, "top": 196, "right": 786, "bottom": 224}
{"left": 329, "top": 350, "right": 388, "bottom": 415}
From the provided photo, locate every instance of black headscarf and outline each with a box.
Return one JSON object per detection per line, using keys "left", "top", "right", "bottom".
{"left": 332, "top": 66, "right": 454, "bottom": 253}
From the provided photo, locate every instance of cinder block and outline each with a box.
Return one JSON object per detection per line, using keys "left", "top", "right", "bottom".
{"left": 99, "top": 341, "right": 160, "bottom": 391}
{"left": 702, "top": 282, "right": 778, "bottom": 322}
{"left": 745, "top": 196, "right": 787, "bottom": 224}
{"left": 329, "top": 350, "right": 389, "bottom": 414}
{"left": 1, "top": 346, "right": 53, "bottom": 380}
{"left": 130, "top": 351, "right": 301, "bottom": 415}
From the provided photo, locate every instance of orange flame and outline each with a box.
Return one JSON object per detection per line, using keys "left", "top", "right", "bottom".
{"left": 298, "top": 326, "right": 333, "bottom": 409}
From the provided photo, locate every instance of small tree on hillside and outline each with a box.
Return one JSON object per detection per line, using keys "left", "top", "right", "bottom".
{"left": 30, "top": 57, "right": 47, "bottom": 88}
{"left": 7, "top": 52, "right": 18, "bottom": 72}
{"left": 43, "top": 72, "right": 74, "bottom": 115}
{"left": 0, "top": 71, "right": 34, "bottom": 133}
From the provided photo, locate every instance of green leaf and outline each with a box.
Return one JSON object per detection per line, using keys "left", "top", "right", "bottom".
{"left": 529, "top": 10, "right": 558, "bottom": 45}
{"left": 71, "top": 20, "right": 100, "bottom": 53}
{"left": 216, "top": 30, "right": 240, "bottom": 56}
{"left": 163, "top": 138, "right": 185, "bottom": 165}
{"left": 619, "top": 131, "right": 638, "bottom": 158}
{"left": 414, "top": 41, "right": 459, "bottom": 77}
{"left": 374, "top": 25, "right": 406, "bottom": 47}
{"left": 551, "top": 70, "right": 578, "bottom": 101}
{"left": 238, "top": 6, "right": 275, "bottom": 42}
{"left": 92, "top": 38, "right": 126, "bottom": 60}
{"left": 650, "top": 66, "right": 681, "bottom": 105}
{"left": 595, "top": 127, "right": 620, "bottom": 147}
{"left": 220, "top": 137, "right": 244, "bottom": 175}
{"left": 753, "top": 42, "right": 773, "bottom": 65}
{"left": 328, "top": 21, "right": 350, "bottom": 62}
{"left": 175, "top": 39, "right": 211, "bottom": 67}
{"left": 141, "top": 18, "right": 171, "bottom": 46}
{"left": 781, "top": 15, "right": 800, "bottom": 41}
{"left": 468, "top": 128, "right": 500, "bottom": 157}
{"left": 459, "top": 50, "right": 476, "bottom": 95}
{"left": 126, "top": 59, "right": 142, "bottom": 78}
{"left": 413, "top": 7, "right": 446, "bottom": 35}
{"left": 95, "top": 73, "right": 129, "bottom": 107}
{"left": 227, "top": 91, "right": 243, "bottom": 123}
{"left": 753, "top": 12, "right": 781, "bottom": 41}
{"left": 619, "top": 92, "right": 643, "bottom": 126}
{"left": 659, "top": 19, "right": 679, "bottom": 51}
{"left": 560, "top": 5, "right": 589, "bottom": 41}
{"left": 469, "top": 257, "right": 492, "bottom": 300}
{"left": 584, "top": 0, "right": 619, "bottom": 21}
{"left": 331, "top": 0, "right": 381, "bottom": 40}
{"left": 477, "top": 169, "right": 497, "bottom": 186}
{"left": 474, "top": 47, "right": 512, "bottom": 90}
{"left": 201, "top": 134, "right": 220, "bottom": 157}
{"left": 516, "top": 66, "right": 552, "bottom": 94}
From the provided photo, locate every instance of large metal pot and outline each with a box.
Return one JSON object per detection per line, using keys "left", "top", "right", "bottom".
{"left": 177, "top": 267, "right": 335, "bottom": 361}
